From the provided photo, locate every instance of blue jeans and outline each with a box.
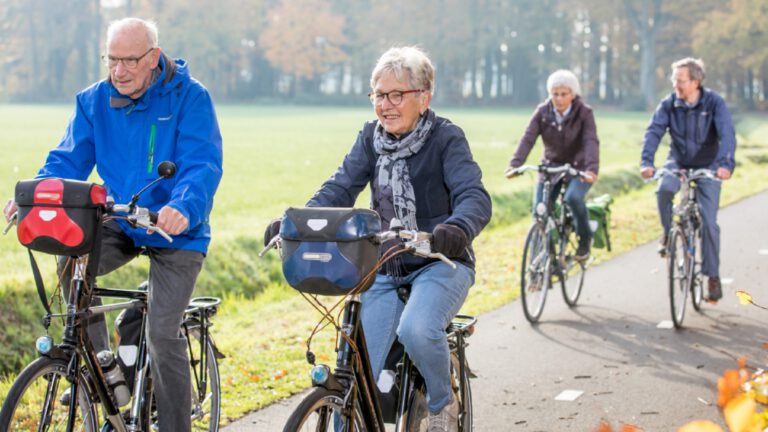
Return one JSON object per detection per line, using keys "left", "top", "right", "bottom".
{"left": 656, "top": 163, "right": 721, "bottom": 277}
{"left": 360, "top": 261, "right": 474, "bottom": 413}
{"left": 535, "top": 179, "right": 592, "bottom": 248}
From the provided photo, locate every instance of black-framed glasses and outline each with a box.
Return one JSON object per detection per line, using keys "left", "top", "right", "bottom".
{"left": 368, "top": 89, "right": 424, "bottom": 106}
{"left": 102, "top": 48, "right": 155, "bottom": 69}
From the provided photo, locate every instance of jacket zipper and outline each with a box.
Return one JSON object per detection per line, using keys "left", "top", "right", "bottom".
{"left": 147, "top": 124, "right": 156, "bottom": 174}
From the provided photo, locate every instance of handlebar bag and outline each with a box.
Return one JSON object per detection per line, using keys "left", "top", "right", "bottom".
{"left": 15, "top": 178, "right": 107, "bottom": 256}
{"left": 280, "top": 207, "right": 381, "bottom": 296}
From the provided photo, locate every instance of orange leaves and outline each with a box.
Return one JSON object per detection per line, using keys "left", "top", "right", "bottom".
{"left": 594, "top": 420, "right": 641, "bottom": 432}
{"left": 677, "top": 420, "right": 724, "bottom": 432}
{"left": 717, "top": 365, "right": 749, "bottom": 408}
{"left": 273, "top": 369, "right": 289, "bottom": 380}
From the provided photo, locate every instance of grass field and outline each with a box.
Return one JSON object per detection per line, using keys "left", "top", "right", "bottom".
{"left": 0, "top": 103, "right": 766, "bottom": 424}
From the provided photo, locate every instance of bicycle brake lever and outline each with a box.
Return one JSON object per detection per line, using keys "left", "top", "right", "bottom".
{"left": 3, "top": 213, "right": 17, "bottom": 235}
{"left": 258, "top": 235, "right": 280, "bottom": 257}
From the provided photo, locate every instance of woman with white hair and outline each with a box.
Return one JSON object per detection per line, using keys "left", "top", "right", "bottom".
{"left": 507, "top": 69, "right": 600, "bottom": 260}
{"left": 264, "top": 46, "right": 491, "bottom": 432}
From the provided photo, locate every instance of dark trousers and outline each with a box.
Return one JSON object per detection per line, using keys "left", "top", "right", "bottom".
{"left": 656, "top": 170, "right": 721, "bottom": 277}
{"left": 59, "top": 221, "right": 204, "bottom": 432}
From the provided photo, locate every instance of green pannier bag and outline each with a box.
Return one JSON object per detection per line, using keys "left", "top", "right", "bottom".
{"left": 587, "top": 194, "right": 613, "bottom": 251}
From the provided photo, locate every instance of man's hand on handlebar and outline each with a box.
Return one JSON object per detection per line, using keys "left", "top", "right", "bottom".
{"left": 155, "top": 206, "right": 188, "bottom": 236}
{"left": 3, "top": 199, "right": 17, "bottom": 222}
{"left": 716, "top": 167, "right": 732, "bottom": 180}
{"left": 640, "top": 166, "right": 655, "bottom": 180}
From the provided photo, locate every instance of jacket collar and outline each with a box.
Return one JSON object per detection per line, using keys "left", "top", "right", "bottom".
{"left": 108, "top": 53, "right": 177, "bottom": 110}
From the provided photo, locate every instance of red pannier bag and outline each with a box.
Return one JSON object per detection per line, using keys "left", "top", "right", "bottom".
{"left": 15, "top": 178, "right": 107, "bottom": 256}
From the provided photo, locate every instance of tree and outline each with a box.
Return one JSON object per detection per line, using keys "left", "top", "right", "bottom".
{"left": 259, "top": 0, "right": 347, "bottom": 96}
{"left": 622, "top": 0, "right": 665, "bottom": 109}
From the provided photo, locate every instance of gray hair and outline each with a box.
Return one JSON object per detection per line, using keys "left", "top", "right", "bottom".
{"left": 546, "top": 69, "right": 581, "bottom": 96}
{"left": 106, "top": 17, "right": 159, "bottom": 49}
{"left": 370, "top": 46, "right": 435, "bottom": 92}
{"left": 672, "top": 57, "right": 705, "bottom": 85}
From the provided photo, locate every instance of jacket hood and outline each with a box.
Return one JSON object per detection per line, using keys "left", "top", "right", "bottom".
{"left": 107, "top": 53, "right": 189, "bottom": 108}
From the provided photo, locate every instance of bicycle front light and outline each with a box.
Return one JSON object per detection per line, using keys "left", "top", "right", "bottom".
{"left": 36, "top": 335, "right": 53, "bottom": 354}
{"left": 310, "top": 364, "right": 331, "bottom": 386}
{"left": 535, "top": 202, "right": 547, "bottom": 216}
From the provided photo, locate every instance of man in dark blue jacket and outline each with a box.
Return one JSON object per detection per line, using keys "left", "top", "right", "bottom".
{"left": 640, "top": 57, "right": 736, "bottom": 302}
{"left": 4, "top": 18, "right": 222, "bottom": 431}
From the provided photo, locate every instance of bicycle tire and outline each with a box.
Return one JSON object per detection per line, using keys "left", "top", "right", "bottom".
{"left": 282, "top": 387, "right": 367, "bottom": 432}
{"left": 668, "top": 227, "right": 690, "bottom": 328}
{"left": 558, "top": 223, "right": 585, "bottom": 307}
{"left": 690, "top": 227, "right": 704, "bottom": 312}
{"left": 144, "top": 321, "right": 222, "bottom": 431}
{"left": 451, "top": 351, "right": 473, "bottom": 431}
{"left": 521, "top": 223, "right": 550, "bottom": 323}
{"left": 0, "top": 356, "right": 100, "bottom": 432}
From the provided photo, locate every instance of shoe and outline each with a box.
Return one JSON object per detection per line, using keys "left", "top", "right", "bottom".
{"left": 60, "top": 387, "right": 71, "bottom": 406}
{"left": 657, "top": 235, "right": 669, "bottom": 257}
{"left": 707, "top": 277, "right": 723, "bottom": 302}
{"left": 427, "top": 397, "right": 459, "bottom": 432}
{"left": 575, "top": 243, "right": 590, "bottom": 262}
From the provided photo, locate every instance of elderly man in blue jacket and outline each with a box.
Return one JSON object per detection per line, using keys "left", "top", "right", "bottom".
{"left": 4, "top": 17, "right": 222, "bottom": 431}
{"left": 640, "top": 57, "right": 736, "bottom": 302}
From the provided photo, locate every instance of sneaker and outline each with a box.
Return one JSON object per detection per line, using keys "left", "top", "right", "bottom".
{"left": 707, "top": 277, "right": 723, "bottom": 302}
{"left": 657, "top": 235, "right": 669, "bottom": 257}
{"left": 427, "top": 397, "right": 459, "bottom": 432}
{"left": 575, "top": 243, "right": 590, "bottom": 262}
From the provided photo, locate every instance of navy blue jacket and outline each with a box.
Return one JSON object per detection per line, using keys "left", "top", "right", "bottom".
{"left": 641, "top": 89, "right": 736, "bottom": 171}
{"left": 308, "top": 113, "right": 492, "bottom": 272}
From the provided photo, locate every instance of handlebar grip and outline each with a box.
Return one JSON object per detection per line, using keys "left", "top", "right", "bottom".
{"left": 149, "top": 211, "right": 158, "bottom": 224}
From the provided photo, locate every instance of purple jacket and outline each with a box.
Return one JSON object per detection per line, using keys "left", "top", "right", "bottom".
{"left": 509, "top": 96, "right": 600, "bottom": 174}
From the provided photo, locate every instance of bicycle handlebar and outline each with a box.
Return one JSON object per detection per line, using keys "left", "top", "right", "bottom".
{"left": 108, "top": 203, "right": 172, "bottom": 242}
{"left": 259, "top": 224, "right": 456, "bottom": 270}
{"left": 647, "top": 167, "right": 720, "bottom": 183}
{"left": 505, "top": 163, "right": 589, "bottom": 180}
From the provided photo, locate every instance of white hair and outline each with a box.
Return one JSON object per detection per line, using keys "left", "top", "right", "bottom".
{"left": 106, "top": 17, "right": 159, "bottom": 49}
{"left": 546, "top": 69, "right": 581, "bottom": 96}
{"left": 370, "top": 46, "right": 435, "bottom": 92}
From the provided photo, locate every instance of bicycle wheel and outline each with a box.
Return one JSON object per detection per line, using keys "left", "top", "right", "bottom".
{"left": 557, "top": 223, "right": 586, "bottom": 306}
{"left": 520, "top": 223, "right": 550, "bottom": 323}
{"left": 668, "top": 228, "right": 690, "bottom": 328}
{"left": 145, "top": 321, "right": 222, "bottom": 431}
{"left": 451, "top": 351, "right": 473, "bottom": 432}
{"left": 690, "top": 227, "right": 704, "bottom": 311}
{"left": 282, "top": 387, "right": 367, "bottom": 432}
{"left": 402, "top": 380, "right": 429, "bottom": 431}
{"left": 0, "top": 356, "right": 100, "bottom": 432}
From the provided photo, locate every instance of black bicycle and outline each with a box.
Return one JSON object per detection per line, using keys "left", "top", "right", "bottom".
{"left": 0, "top": 163, "right": 223, "bottom": 431}
{"left": 262, "top": 210, "right": 476, "bottom": 432}
{"left": 506, "top": 164, "right": 590, "bottom": 323}
{"left": 653, "top": 168, "right": 719, "bottom": 328}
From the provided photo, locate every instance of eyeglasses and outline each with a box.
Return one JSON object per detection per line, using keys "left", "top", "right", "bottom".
{"left": 550, "top": 91, "right": 572, "bottom": 98}
{"left": 368, "top": 89, "right": 424, "bottom": 106}
{"left": 102, "top": 48, "right": 154, "bottom": 69}
{"left": 671, "top": 79, "right": 692, "bottom": 86}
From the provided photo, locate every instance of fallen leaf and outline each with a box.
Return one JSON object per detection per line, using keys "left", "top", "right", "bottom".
{"left": 677, "top": 420, "right": 724, "bottom": 432}
{"left": 724, "top": 393, "right": 763, "bottom": 432}
{"left": 736, "top": 291, "right": 753, "bottom": 305}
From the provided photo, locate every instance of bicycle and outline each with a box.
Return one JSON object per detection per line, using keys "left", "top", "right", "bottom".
{"left": 505, "top": 163, "right": 590, "bottom": 324}
{"left": 0, "top": 162, "right": 223, "bottom": 431}
{"left": 261, "top": 210, "right": 476, "bottom": 432}
{"left": 652, "top": 167, "right": 719, "bottom": 328}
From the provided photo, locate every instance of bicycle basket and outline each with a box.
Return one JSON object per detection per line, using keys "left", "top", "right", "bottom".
{"left": 280, "top": 207, "right": 381, "bottom": 296}
{"left": 15, "top": 178, "right": 107, "bottom": 256}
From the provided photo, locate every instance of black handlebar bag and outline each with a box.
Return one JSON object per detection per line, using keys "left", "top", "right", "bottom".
{"left": 280, "top": 207, "right": 381, "bottom": 296}
{"left": 15, "top": 178, "right": 107, "bottom": 256}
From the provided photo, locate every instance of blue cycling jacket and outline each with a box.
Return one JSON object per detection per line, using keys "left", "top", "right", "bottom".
{"left": 38, "top": 54, "right": 223, "bottom": 254}
{"left": 641, "top": 88, "right": 736, "bottom": 172}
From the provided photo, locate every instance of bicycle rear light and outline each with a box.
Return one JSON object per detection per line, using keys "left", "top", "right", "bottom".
{"left": 35, "top": 335, "right": 53, "bottom": 354}
{"left": 310, "top": 364, "right": 331, "bottom": 385}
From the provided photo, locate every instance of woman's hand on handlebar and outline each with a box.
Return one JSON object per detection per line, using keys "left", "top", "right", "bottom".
{"left": 581, "top": 170, "right": 598, "bottom": 184}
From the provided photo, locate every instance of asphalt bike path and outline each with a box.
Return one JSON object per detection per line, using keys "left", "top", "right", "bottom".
{"left": 225, "top": 190, "right": 768, "bottom": 431}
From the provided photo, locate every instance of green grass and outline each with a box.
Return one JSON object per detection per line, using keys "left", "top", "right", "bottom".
{"left": 0, "top": 104, "right": 766, "bottom": 424}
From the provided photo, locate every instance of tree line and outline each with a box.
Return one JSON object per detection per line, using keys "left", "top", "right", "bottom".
{"left": 1, "top": 0, "right": 766, "bottom": 110}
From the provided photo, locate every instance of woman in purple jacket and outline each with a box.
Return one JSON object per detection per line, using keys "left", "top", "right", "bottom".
{"left": 507, "top": 69, "right": 600, "bottom": 260}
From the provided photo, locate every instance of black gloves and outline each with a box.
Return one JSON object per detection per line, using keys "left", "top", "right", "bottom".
{"left": 432, "top": 223, "right": 468, "bottom": 258}
{"left": 263, "top": 218, "right": 281, "bottom": 247}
